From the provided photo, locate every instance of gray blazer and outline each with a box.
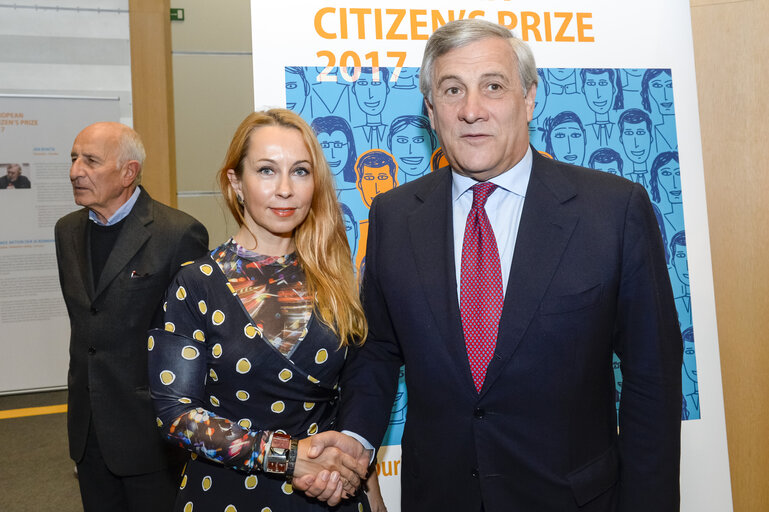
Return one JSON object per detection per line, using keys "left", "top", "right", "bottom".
{"left": 55, "top": 187, "right": 208, "bottom": 475}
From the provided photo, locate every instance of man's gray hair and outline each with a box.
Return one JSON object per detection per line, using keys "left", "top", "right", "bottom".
{"left": 419, "top": 19, "right": 538, "bottom": 103}
{"left": 117, "top": 126, "right": 146, "bottom": 185}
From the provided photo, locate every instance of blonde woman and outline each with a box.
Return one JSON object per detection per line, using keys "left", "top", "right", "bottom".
{"left": 149, "top": 109, "right": 384, "bottom": 511}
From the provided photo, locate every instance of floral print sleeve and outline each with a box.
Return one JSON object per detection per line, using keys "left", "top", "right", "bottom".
{"left": 148, "top": 261, "right": 272, "bottom": 473}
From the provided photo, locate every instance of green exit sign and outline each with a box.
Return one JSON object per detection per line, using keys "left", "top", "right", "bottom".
{"left": 170, "top": 8, "right": 185, "bottom": 21}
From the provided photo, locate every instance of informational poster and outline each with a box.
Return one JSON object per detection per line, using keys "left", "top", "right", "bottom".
{"left": 0, "top": 94, "right": 120, "bottom": 393}
{"left": 252, "top": 2, "right": 731, "bottom": 510}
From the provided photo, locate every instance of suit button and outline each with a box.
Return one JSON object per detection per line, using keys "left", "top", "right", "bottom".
{"left": 90, "top": 307, "right": 99, "bottom": 315}
{"left": 474, "top": 408, "right": 485, "bottom": 418}
{"left": 471, "top": 468, "right": 479, "bottom": 478}
{"left": 88, "top": 347, "right": 96, "bottom": 354}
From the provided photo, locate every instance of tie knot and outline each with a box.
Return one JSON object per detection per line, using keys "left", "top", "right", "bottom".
{"left": 471, "top": 182, "right": 497, "bottom": 209}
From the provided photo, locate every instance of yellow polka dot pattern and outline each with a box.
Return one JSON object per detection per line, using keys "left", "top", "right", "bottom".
{"left": 212, "top": 310, "right": 225, "bottom": 325}
{"left": 261, "top": 508, "right": 272, "bottom": 512}
{"left": 225, "top": 506, "right": 237, "bottom": 512}
{"left": 226, "top": 282, "right": 236, "bottom": 294}
{"left": 201, "top": 475, "right": 212, "bottom": 491}
{"left": 208, "top": 368, "right": 218, "bottom": 382}
{"left": 199, "top": 264, "right": 213, "bottom": 276}
{"left": 164, "top": 322, "right": 175, "bottom": 332}
{"left": 181, "top": 261, "right": 194, "bottom": 267}
{"left": 193, "top": 330, "right": 205, "bottom": 342}
{"left": 181, "top": 346, "right": 199, "bottom": 360}
{"left": 307, "top": 423, "right": 318, "bottom": 435}
{"left": 212, "top": 344, "right": 222, "bottom": 358}
{"left": 315, "top": 348, "right": 328, "bottom": 364}
{"left": 271, "top": 401, "right": 285, "bottom": 414}
{"left": 183, "top": 502, "right": 193, "bottom": 512}
{"left": 236, "top": 390, "right": 250, "bottom": 401}
{"left": 160, "top": 370, "right": 176, "bottom": 385}
{"left": 244, "top": 324, "right": 257, "bottom": 339}
{"left": 278, "top": 369, "right": 292, "bottom": 382}
{"left": 281, "top": 482, "right": 293, "bottom": 495}
{"left": 178, "top": 397, "right": 192, "bottom": 404}
{"left": 180, "top": 474, "right": 187, "bottom": 489}
{"left": 198, "top": 300, "right": 207, "bottom": 314}
{"left": 307, "top": 375, "right": 320, "bottom": 384}
{"left": 244, "top": 474, "right": 258, "bottom": 489}
{"left": 358, "top": 504, "right": 364, "bottom": 512}
{"left": 176, "top": 286, "right": 187, "bottom": 300}
{"left": 238, "top": 418, "right": 251, "bottom": 429}
{"left": 303, "top": 402, "right": 315, "bottom": 411}
{"left": 236, "top": 358, "right": 251, "bottom": 374}
{"left": 156, "top": 417, "right": 163, "bottom": 427}
{"left": 210, "top": 396, "right": 220, "bottom": 407}
{"left": 147, "top": 335, "right": 154, "bottom": 351}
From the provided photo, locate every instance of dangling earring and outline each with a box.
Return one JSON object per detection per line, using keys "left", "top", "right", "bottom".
{"left": 237, "top": 194, "right": 245, "bottom": 206}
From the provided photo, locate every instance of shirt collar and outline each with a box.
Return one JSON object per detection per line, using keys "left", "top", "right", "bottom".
{"left": 89, "top": 186, "right": 141, "bottom": 226}
{"left": 452, "top": 146, "right": 533, "bottom": 203}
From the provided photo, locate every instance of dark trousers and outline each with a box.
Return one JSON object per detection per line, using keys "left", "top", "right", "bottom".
{"left": 76, "top": 418, "right": 181, "bottom": 512}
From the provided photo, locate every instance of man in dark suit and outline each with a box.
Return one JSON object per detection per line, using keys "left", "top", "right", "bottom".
{"left": 304, "top": 19, "right": 682, "bottom": 511}
{"left": 55, "top": 122, "right": 208, "bottom": 511}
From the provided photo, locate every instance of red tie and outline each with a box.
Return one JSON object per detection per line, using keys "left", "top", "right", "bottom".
{"left": 460, "top": 182, "right": 504, "bottom": 392}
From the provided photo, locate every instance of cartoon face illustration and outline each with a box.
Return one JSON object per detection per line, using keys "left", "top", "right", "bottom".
{"left": 285, "top": 67, "right": 309, "bottom": 113}
{"left": 649, "top": 71, "right": 674, "bottom": 115}
{"left": 391, "top": 124, "right": 431, "bottom": 175}
{"left": 593, "top": 158, "right": 622, "bottom": 176}
{"left": 583, "top": 70, "right": 615, "bottom": 115}
{"left": 533, "top": 69, "right": 549, "bottom": 120}
{"left": 360, "top": 165, "right": 394, "bottom": 205}
{"left": 548, "top": 68, "right": 575, "bottom": 82}
{"left": 317, "top": 130, "right": 350, "bottom": 175}
{"left": 658, "top": 159, "right": 682, "bottom": 204}
{"left": 394, "top": 67, "right": 418, "bottom": 88}
{"left": 355, "top": 150, "right": 397, "bottom": 207}
{"left": 672, "top": 236, "right": 689, "bottom": 287}
{"left": 352, "top": 68, "right": 389, "bottom": 116}
{"left": 550, "top": 121, "right": 585, "bottom": 165}
{"left": 682, "top": 329, "right": 697, "bottom": 384}
{"left": 340, "top": 203, "right": 358, "bottom": 260}
{"left": 620, "top": 120, "right": 652, "bottom": 164}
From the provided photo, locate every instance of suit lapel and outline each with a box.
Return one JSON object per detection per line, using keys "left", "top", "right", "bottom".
{"left": 93, "top": 189, "right": 153, "bottom": 299}
{"left": 70, "top": 210, "right": 95, "bottom": 301}
{"left": 408, "top": 169, "right": 476, "bottom": 392}
{"left": 480, "top": 153, "right": 579, "bottom": 396}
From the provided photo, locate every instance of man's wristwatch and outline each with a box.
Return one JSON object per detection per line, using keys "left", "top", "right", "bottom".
{"left": 263, "top": 432, "right": 291, "bottom": 474}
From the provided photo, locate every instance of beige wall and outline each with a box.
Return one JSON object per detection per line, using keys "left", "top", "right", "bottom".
{"left": 691, "top": 0, "right": 769, "bottom": 510}
{"left": 132, "top": 1, "right": 769, "bottom": 509}
{"left": 171, "top": 0, "right": 254, "bottom": 245}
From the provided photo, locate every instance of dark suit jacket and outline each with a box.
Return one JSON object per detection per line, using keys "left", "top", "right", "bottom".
{"left": 339, "top": 150, "right": 682, "bottom": 511}
{"left": 55, "top": 187, "right": 208, "bottom": 476}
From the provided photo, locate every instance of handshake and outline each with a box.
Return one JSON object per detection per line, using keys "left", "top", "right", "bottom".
{"left": 292, "top": 431, "right": 373, "bottom": 505}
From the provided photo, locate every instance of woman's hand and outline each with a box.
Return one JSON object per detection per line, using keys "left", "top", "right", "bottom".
{"left": 292, "top": 433, "right": 368, "bottom": 505}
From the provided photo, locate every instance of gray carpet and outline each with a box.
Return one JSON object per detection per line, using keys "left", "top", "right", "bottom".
{"left": 0, "top": 391, "right": 83, "bottom": 512}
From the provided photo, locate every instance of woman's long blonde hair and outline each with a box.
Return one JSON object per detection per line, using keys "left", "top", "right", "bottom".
{"left": 217, "top": 109, "right": 366, "bottom": 346}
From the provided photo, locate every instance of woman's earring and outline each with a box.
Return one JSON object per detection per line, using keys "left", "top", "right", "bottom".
{"left": 237, "top": 194, "right": 245, "bottom": 206}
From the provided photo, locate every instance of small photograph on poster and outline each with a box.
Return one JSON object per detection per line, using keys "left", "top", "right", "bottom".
{"left": 0, "top": 162, "right": 33, "bottom": 190}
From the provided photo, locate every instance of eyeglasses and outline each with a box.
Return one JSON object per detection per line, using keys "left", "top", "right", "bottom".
{"left": 320, "top": 141, "right": 348, "bottom": 149}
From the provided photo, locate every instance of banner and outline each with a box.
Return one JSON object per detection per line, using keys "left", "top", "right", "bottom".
{"left": 0, "top": 94, "right": 120, "bottom": 393}
{"left": 251, "top": 2, "right": 731, "bottom": 510}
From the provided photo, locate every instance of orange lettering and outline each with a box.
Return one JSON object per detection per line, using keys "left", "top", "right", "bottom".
{"left": 349, "top": 8, "right": 371, "bottom": 39}
{"left": 577, "top": 12, "right": 594, "bottom": 42}
{"left": 386, "top": 9, "right": 407, "bottom": 40}
{"left": 339, "top": 8, "right": 348, "bottom": 39}
{"left": 410, "top": 9, "right": 428, "bottom": 40}
{"left": 314, "top": 7, "right": 336, "bottom": 39}
{"left": 521, "top": 11, "right": 542, "bottom": 42}
{"left": 497, "top": 11, "right": 518, "bottom": 30}
{"left": 554, "top": 12, "right": 575, "bottom": 42}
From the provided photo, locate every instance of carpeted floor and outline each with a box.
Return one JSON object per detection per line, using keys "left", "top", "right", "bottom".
{"left": 0, "top": 390, "right": 83, "bottom": 512}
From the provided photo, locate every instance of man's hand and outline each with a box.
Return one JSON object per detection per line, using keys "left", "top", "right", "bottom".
{"left": 291, "top": 431, "right": 370, "bottom": 506}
